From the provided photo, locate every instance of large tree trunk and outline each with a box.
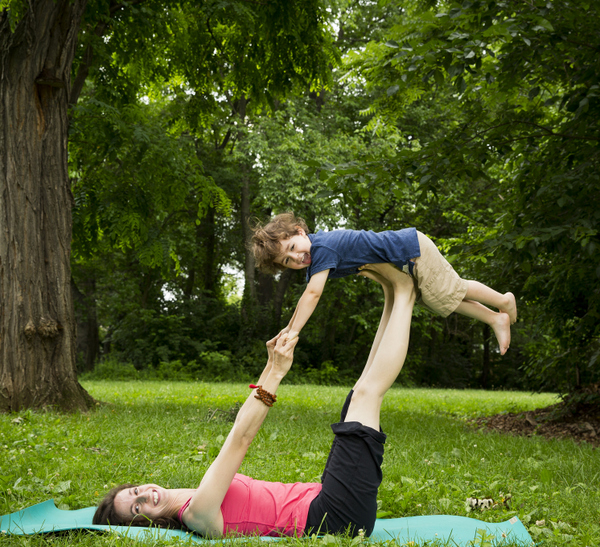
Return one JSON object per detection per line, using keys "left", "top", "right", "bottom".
{"left": 0, "top": 0, "right": 93, "bottom": 411}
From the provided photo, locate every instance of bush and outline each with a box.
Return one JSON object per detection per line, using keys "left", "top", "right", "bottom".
{"left": 303, "top": 360, "right": 340, "bottom": 385}
{"left": 200, "top": 351, "right": 235, "bottom": 380}
{"left": 104, "top": 298, "right": 240, "bottom": 370}
{"left": 156, "top": 360, "right": 196, "bottom": 381}
{"left": 86, "top": 351, "right": 243, "bottom": 382}
{"left": 81, "top": 358, "right": 140, "bottom": 381}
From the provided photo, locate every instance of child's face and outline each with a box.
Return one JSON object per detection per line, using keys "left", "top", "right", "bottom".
{"left": 274, "top": 228, "right": 312, "bottom": 270}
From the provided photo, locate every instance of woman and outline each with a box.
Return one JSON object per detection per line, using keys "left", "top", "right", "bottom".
{"left": 94, "top": 263, "right": 416, "bottom": 538}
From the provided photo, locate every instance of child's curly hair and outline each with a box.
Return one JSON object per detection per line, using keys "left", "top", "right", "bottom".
{"left": 251, "top": 212, "right": 310, "bottom": 274}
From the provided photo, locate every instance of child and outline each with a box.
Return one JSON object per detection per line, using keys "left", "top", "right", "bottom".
{"left": 251, "top": 212, "right": 517, "bottom": 355}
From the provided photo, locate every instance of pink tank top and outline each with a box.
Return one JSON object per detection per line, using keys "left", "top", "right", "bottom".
{"left": 179, "top": 473, "right": 322, "bottom": 537}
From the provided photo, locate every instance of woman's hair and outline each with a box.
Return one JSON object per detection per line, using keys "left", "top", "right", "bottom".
{"left": 93, "top": 484, "right": 186, "bottom": 530}
{"left": 250, "top": 212, "right": 310, "bottom": 274}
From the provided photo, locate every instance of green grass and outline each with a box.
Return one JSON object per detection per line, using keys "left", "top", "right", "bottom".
{"left": 0, "top": 382, "right": 598, "bottom": 546}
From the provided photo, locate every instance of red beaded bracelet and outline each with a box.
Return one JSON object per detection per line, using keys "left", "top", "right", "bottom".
{"left": 249, "top": 384, "right": 277, "bottom": 407}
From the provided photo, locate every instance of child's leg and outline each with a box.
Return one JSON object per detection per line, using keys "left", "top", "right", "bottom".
{"left": 345, "top": 264, "right": 416, "bottom": 431}
{"left": 454, "top": 299, "right": 511, "bottom": 355}
{"left": 464, "top": 280, "right": 517, "bottom": 324}
{"left": 413, "top": 232, "right": 517, "bottom": 326}
{"left": 456, "top": 280, "right": 516, "bottom": 355}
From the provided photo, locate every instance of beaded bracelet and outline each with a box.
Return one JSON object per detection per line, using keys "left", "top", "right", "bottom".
{"left": 249, "top": 384, "right": 277, "bottom": 407}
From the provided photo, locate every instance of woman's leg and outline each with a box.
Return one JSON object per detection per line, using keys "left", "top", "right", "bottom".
{"left": 344, "top": 263, "right": 416, "bottom": 430}
{"left": 353, "top": 268, "right": 395, "bottom": 387}
{"left": 306, "top": 264, "right": 414, "bottom": 538}
{"left": 317, "top": 269, "right": 394, "bottom": 482}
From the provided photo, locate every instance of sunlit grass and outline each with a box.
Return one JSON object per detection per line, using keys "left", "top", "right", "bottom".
{"left": 1, "top": 382, "right": 598, "bottom": 546}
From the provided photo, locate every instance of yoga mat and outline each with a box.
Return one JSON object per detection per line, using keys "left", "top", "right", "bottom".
{"left": 0, "top": 500, "right": 534, "bottom": 545}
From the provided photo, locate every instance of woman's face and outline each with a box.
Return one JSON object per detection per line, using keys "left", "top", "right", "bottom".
{"left": 113, "top": 484, "right": 171, "bottom": 522}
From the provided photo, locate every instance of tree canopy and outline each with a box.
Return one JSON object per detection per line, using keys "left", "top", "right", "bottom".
{"left": 68, "top": 0, "right": 600, "bottom": 396}
{"left": 1, "top": 0, "right": 598, "bottom": 409}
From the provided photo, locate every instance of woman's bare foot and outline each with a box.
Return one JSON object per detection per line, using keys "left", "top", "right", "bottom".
{"left": 491, "top": 312, "right": 511, "bottom": 355}
{"left": 360, "top": 263, "right": 413, "bottom": 285}
{"left": 358, "top": 267, "right": 391, "bottom": 287}
{"left": 500, "top": 292, "right": 517, "bottom": 325}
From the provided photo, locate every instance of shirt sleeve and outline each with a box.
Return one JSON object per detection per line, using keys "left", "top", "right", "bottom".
{"left": 305, "top": 233, "right": 340, "bottom": 281}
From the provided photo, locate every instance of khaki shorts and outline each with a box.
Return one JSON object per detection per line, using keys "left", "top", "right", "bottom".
{"left": 413, "top": 231, "right": 468, "bottom": 317}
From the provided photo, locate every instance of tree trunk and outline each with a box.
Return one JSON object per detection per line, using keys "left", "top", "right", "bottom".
{"left": 271, "top": 268, "right": 293, "bottom": 330}
{"left": 240, "top": 172, "right": 256, "bottom": 310}
{"left": 201, "top": 206, "right": 216, "bottom": 295}
{"left": 257, "top": 271, "right": 273, "bottom": 307}
{"left": 71, "top": 276, "right": 99, "bottom": 372}
{"left": 0, "top": 1, "right": 93, "bottom": 411}
{"left": 184, "top": 205, "right": 217, "bottom": 299}
{"left": 481, "top": 323, "right": 491, "bottom": 389}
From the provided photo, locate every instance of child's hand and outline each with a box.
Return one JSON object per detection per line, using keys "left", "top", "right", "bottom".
{"left": 281, "top": 330, "right": 299, "bottom": 346}
{"left": 276, "top": 327, "right": 290, "bottom": 345}
{"left": 266, "top": 332, "right": 281, "bottom": 361}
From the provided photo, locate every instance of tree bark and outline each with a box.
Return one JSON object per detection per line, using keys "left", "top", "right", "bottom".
{"left": 71, "top": 276, "right": 99, "bottom": 372}
{"left": 0, "top": 0, "right": 94, "bottom": 411}
{"left": 184, "top": 205, "right": 217, "bottom": 299}
{"left": 240, "top": 172, "right": 256, "bottom": 304}
{"left": 481, "top": 323, "right": 491, "bottom": 389}
{"left": 201, "top": 206, "right": 216, "bottom": 295}
{"left": 271, "top": 268, "right": 293, "bottom": 330}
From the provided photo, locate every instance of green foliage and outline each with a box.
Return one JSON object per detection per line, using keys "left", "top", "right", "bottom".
{"left": 101, "top": 297, "right": 239, "bottom": 369}
{"left": 308, "top": 0, "right": 600, "bottom": 394}
{"left": 82, "top": 353, "right": 240, "bottom": 383}
{"left": 70, "top": 97, "right": 229, "bottom": 269}
{"left": 302, "top": 360, "right": 342, "bottom": 386}
{"left": 64, "top": 0, "right": 598, "bottom": 396}
{"left": 84, "top": 357, "right": 140, "bottom": 381}
{"left": 155, "top": 352, "right": 237, "bottom": 382}
{"left": 0, "top": 0, "right": 28, "bottom": 32}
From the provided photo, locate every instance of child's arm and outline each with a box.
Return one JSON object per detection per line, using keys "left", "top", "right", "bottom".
{"left": 281, "top": 299, "right": 301, "bottom": 335}
{"left": 286, "top": 269, "right": 329, "bottom": 340}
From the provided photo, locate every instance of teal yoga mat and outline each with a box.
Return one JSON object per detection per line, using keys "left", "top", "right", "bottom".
{"left": 0, "top": 500, "right": 533, "bottom": 545}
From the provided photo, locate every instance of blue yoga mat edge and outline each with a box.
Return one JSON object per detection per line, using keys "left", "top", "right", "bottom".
{"left": 0, "top": 499, "right": 534, "bottom": 545}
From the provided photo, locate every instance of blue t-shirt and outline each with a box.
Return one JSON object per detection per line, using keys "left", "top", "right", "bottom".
{"left": 305, "top": 228, "right": 421, "bottom": 282}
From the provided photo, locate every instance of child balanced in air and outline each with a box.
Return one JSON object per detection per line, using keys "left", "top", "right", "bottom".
{"left": 251, "top": 212, "right": 517, "bottom": 355}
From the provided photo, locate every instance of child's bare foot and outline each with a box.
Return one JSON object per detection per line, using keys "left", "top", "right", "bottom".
{"left": 500, "top": 292, "right": 517, "bottom": 325}
{"left": 491, "top": 312, "right": 511, "bottom": 355}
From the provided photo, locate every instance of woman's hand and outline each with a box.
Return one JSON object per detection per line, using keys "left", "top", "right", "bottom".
{"left": 272, "top": 334, "right": 299, "bottom": 378}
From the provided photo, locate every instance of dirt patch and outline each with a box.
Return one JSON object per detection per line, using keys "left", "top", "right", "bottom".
{"left": 471, "top": 403, "right": 600, "bottom": 447}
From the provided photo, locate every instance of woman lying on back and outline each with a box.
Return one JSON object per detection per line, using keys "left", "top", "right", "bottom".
{"left": 94, "top": 263, "right": 416, "bottom": 538}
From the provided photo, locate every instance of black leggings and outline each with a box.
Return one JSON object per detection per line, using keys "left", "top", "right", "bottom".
{"left": 305, "top": 390, "right": 386, "bottom": 537}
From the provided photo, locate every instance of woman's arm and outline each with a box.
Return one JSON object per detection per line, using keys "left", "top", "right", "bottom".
{"left": 254, "top": 332, "right": 278, "bottom": 386}
{"left": 182, "top": 335, "right": 299, "bottom": 537}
